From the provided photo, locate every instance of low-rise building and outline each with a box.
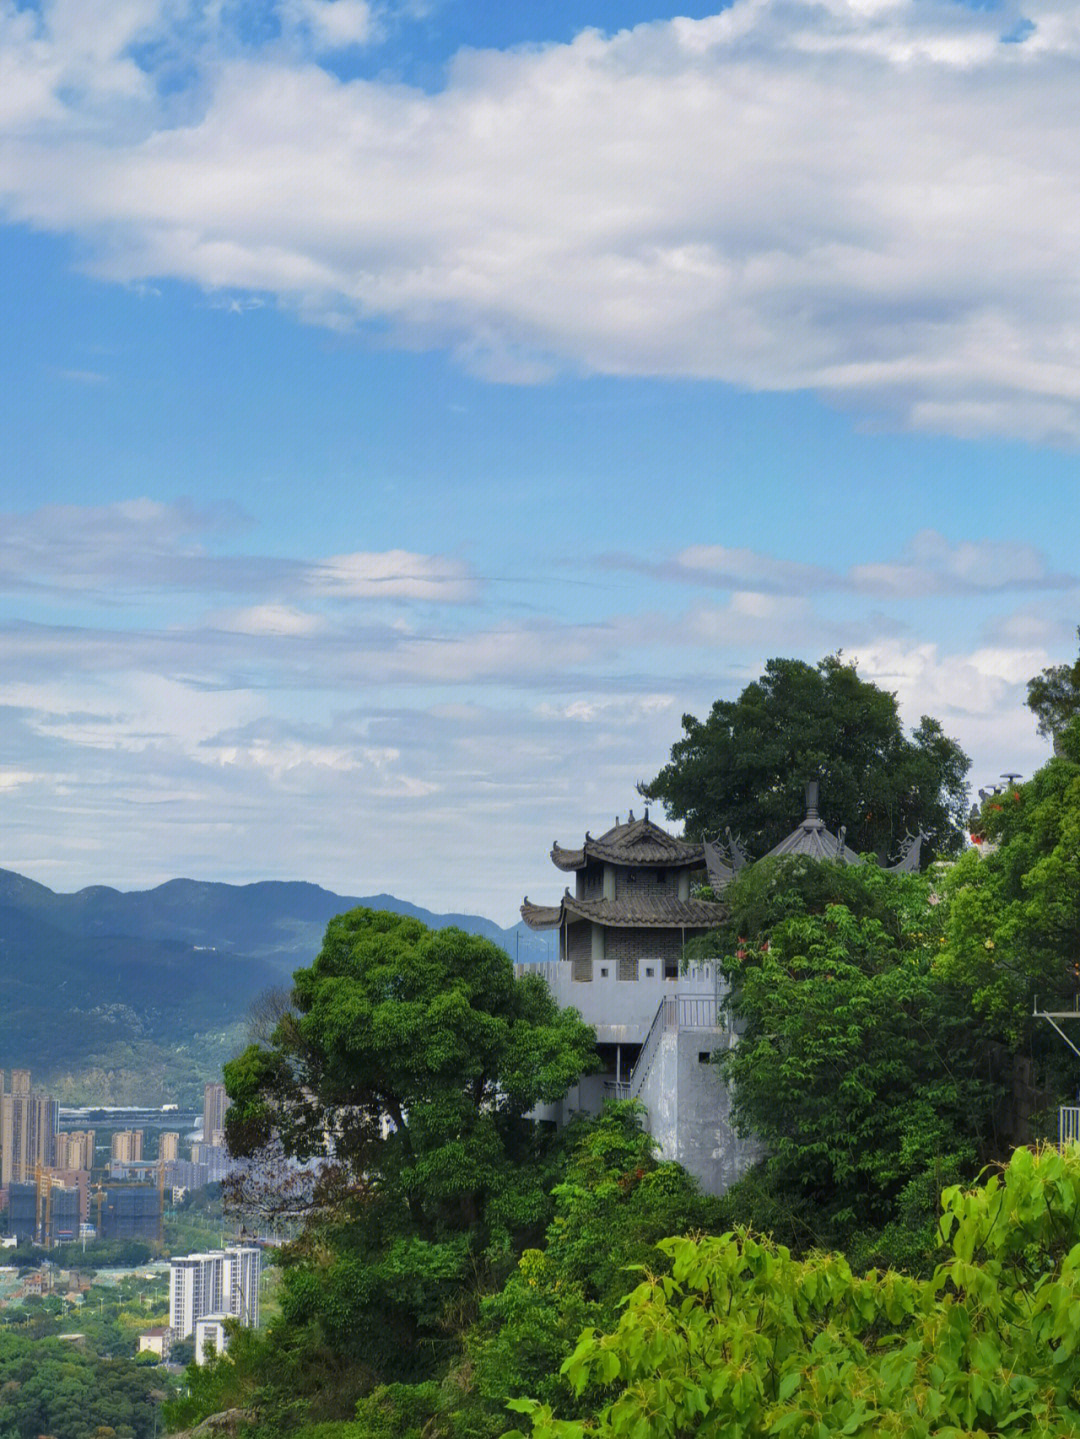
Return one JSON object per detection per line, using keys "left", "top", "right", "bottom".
{"left": 138, "top": 1326, "right": 172, "bottom": 1360}
{"left": 194, "top": 1313, "right": 229, "bottom": 1364}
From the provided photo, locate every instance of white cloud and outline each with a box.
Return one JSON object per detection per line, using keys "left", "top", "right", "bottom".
{"left": 280, "top": 0, "right": 376, "bottom": 50}
{"left": 609, "top": 530, "right": 1077, "bottom": 599}
{"left": 2, "top": 2, "right": 1080, "bottom": 434}
{"left": 309, "top": 550, "right": 478, "bottom": 602}
{"left": 855, "top": 637, "right": 1052, "bottom": 782}
{"left": 849, "top": 531, "right": 1070, "bottom": 596}
{"left": 0, "top": 501, "right": 480, "bottom": 609}
{"left": 210, "top": 604, "right": 328, "bottom": 637}
{"left": 0, "top": 767, "right": 42, "bottom": 791}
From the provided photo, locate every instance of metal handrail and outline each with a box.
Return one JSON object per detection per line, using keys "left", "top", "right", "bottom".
{"left": 1060, "top": 1106, "right": 1080, "bottom": 1149}
{"left": 629, "top": 996, "right": 675, "bottom": 1099}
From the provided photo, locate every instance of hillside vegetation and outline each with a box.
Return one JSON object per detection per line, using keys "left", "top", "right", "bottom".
{"left": 0, "top": 871, "right": 544, "bottom": 1103}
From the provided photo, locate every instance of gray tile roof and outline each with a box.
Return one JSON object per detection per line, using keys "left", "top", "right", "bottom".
{"left": 711, "top": 782, "right": 924, "bottom": 874}
{"left": 521, "top": 891, "right": 725, "bottom": 931}
{"left": 764, "top": 816, "right": 863, "bottom": 864}
{"left": 551, "top": 810, "right": 703, "bottom": 871}
{"left": 520, "top": 900, "right": 562, "bottom": 930}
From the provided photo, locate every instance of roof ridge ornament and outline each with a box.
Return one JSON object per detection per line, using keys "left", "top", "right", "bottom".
{"left": 805, "top": 778, "right": 821, "bottom": 821}
{"left": 724, "top": 827, "right": 750, "bottom": 871}
{"left": 886, "top": 829, "right": 926, "bottom": 874}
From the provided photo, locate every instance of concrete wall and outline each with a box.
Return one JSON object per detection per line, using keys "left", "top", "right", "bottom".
{"left": 633, "top": 1026, "right": 763, "bottom": 1195}
{"left": 520, "top": 958, "right": 720, "bottom": 1044}
{"left": 520, "top": 956, "right": 763, "bottom": 1195}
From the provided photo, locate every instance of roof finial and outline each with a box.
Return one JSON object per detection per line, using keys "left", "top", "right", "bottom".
{"left": 628, "top": 808, "right": 635, "bottom": 823}
{"left": 644, "top": 805, "right": 649, "bottom": 822}
{"left": 805, "top": 779, "right": 820, "bottom": 821}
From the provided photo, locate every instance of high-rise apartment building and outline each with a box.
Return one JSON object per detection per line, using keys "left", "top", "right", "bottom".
{"left": 159, "top": 1131, "right": 180, "bottom": 1162}
{"left": 169, "top": 1245, "right": 261, "bottom": 1338}
{"left": 224, "top": 1245, "right": 262, "bottom": 1328}
{"left": 111, "top": 1129, "right": 144, "bottom": 1163}
{"left": 202, "top": 1083, "right": 231, "bottom": 1147}
{"left": 0, "top": 1070, "right": 58, "bottom": 1185}
{"left": 6, "top": 1177, "right": 81, "bottom": 1245}
{"left": 169, "top": 1252, "right": 224, "bottom": 1339}
{"left": 54, "top": 1129, "right": 96, "bottom": 1171}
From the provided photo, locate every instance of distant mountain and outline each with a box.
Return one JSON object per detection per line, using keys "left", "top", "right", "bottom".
{"left": 0, "top": 869, "right": 553, "bottom": 1105}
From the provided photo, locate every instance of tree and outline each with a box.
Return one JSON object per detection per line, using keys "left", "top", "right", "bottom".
{"left": 938, "top": 719, "right": 1080, "bottom": 1102}
{"left": 640, "top": 654, "right": 969, "bottom": 863}
{"left": 466, "top": 1104, "right": 722, "bottom": 1426}
{"left": 507, "top": 1144, "right": 1080, "bottom": 1439}
{"left": 698, "top": 858, "right": 1001, "bottom": 1262}
{"left": 1027, "top": 627, "right": 1080, "bottom": 750}
{"left": 348, "top": 1104, "right": 723, "bottom": 1439}
{"left": 223, "top": 909, "right": 597, "bottom": 1401}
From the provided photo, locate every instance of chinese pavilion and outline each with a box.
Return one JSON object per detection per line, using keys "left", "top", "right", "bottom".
{"left": 519, "top": 783, "right": 926, "bottom": 1196}
{"left": 521, "top": 807, "right": 725, "bottom": 982}
{"left": 521, "top": 808, "right": 756, "bottom": 1195}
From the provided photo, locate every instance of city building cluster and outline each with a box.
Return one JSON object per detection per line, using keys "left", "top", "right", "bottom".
{"left": 0, "top": 1072, "right": 235, "bottom": 1247}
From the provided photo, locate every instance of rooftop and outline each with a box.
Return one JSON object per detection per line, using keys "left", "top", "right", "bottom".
{"left": 522, "top": 891, "right": 724, "bottom": 931}
{"left": 551, "top": 809, "right": 704, "bottom": 872}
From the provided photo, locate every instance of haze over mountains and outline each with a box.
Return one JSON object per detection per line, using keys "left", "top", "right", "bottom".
{"left": 0, "top": 869, "right": 553, "bottom": 1106}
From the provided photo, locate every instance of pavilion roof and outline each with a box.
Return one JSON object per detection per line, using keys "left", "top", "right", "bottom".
{"left": 521, "top": 891, "right": 725, "bottom": 931}
{"left": 764, "top": 815, "right": 863, "bottom": 865}
{"left": 705, "top": 780, "right": 925, "bottom": 881}
{"left": 551, "top": 810, "right": 704, "bottom": 872}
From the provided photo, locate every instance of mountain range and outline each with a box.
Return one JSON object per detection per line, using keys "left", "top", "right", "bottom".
{"left": 0, "top": 869, "right": 554, "bottom": 1106}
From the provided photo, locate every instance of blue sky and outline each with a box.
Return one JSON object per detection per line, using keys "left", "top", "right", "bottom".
{"left": 1, "top": 0, "right": 1077, "bottom": 922}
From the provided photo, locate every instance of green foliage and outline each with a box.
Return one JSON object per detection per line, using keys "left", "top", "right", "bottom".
{"left": 1027, "top": 628, "right": 1080, "bottom": 744}
{"left": 705, "top": 858, "right": 1000, "bottom": 1256}
{"left": 219, "top": 910, "right": 596, "bottom": 1414}
{"left": 640, "top": 654, "right": 969, "bottom": 863}
{"left": 507, "top": 1143, "right": 1080, "bottom": 1438}
{"left": 941, "top": 741, "right": 1080, "bottom": 1049}
{"left": 464, "top": 1105, "right": 722, "bottom": 1432}
{"left": 0, "top": 1330, "right": 167, "bottom": 1439}
{"left": 161, "top": 1324, "right": 265, "bottom": 1433}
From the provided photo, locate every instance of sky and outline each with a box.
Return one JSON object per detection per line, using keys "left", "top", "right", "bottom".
{"left": 1, "top": 0, "right": 1078, "bottom": 925}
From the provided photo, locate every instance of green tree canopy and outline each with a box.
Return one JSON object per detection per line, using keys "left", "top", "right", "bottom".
{"left": 1027, "top": 627, "right": 1080, "bottom": 748}
{"left": 508, "top": 1143, "right": 1080, "bottom": 1439}
{"left": 698, "top": 858, "right": 1001, "bottom": 1261}
{"left": 940, "top": 720, "right": 1080, "bottom": 1061}
{"left": 466, "top": 1103, "right": 722, "bottom": 1426}
{"left": 223, "top": 909, "right": 597, "bottom": 1397}
{"left": 640, "top": 654, "right": 969, "bottom": 863}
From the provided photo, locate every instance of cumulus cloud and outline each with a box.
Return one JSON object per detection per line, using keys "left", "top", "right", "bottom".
{"left": 854, "top": 636, "right": 1055, "bottom": 782}
{"left": 280, "top": 0, "right": 376, "bottom": 51}
{"left": 2, "top": 1, "right": 1080, "bottom": 435}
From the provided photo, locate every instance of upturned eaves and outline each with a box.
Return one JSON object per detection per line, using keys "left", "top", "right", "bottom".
{"left": 521, "top": 892, "right": 725, "bottom": 931}
{"left": 550, "top": 813, "right": 703, "bottom": 872}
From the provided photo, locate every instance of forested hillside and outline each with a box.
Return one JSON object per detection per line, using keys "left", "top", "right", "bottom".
{"left": 0, "top": 871, "right": 547, "bottom": 1102}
